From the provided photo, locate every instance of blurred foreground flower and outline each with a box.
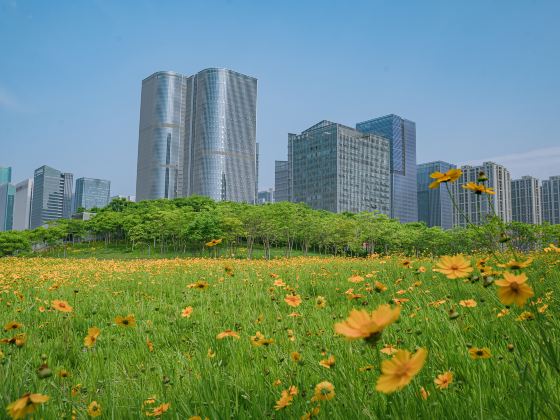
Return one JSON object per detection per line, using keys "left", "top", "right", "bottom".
{"left": 376, "top": 349, "right": 427, "bottom": 393}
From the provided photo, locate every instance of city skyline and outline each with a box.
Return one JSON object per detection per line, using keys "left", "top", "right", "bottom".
{"left": 1, "top": 1, "right": 560, "bottom": 195}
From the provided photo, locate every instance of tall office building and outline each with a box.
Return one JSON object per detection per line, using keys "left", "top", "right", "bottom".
{"left": 74, "top": 178, "right": 111, "bottom": 211}
{"left": 288, "top": 120, "right": 390, "bottom": 213}
{"left": 257, "top": 189, "right": 274, "bottom": 204}
{"left": 0, "top": 166, "right": 12, "bottom": 185}
{"left": 453, "top": 161, "right": 512, "bottom": 227}
{"left": 274, "top": 160, "right": 291, "bottom": 202}
{"left": 417, "top": 161, "right": 456, "bottom": 229}
{"left": 13, "top": 178, "right": 33, "bottom": 231}
{"left": 0, "top": 183, "right": 15, "bottom": 231}
{"left": 30, "top": 166, "right": 73, "bottom": 229}
{"left": 356, "top": 114, "right": 418, "bottom": 223}
{"left": 542, "top": 175, "right": 560, "bottom": 224}
{"left": 136, "top": 68, "right": 257, "bottom": 203}
{"left": 511, "top": 176, "right": 541, "bottom": 225}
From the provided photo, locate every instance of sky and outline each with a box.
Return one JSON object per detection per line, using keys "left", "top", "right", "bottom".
{"left": 1, "top": 0, "right": 559, "bottom": 195}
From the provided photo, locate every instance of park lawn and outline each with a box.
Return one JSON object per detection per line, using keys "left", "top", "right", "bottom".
{"left": 0, "top": 254, "right": 558, "bottom": 419}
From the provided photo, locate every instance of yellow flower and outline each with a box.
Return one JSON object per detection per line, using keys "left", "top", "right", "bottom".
{"left": 319, "top": 355, "right": 335, "bottom": 368}
{"left": 274, "top": 390, "right": 294, "bottom": 410}
{"left": 188, "top": 280, "right": 209, "bottom": 289}
{"left": 146, "top": 336, "right": 154, "bottom": 352}
{"left": 348, "top": 274, "right": 364, "bottom": 283}
{"left": 419, "top": 386, "right": 430, "bottom": 400}
{"left": 434, "top": 255, "right": 473, "bottom": 279}
{"left": 468, "top": 347, "right": 492, "bottom": 359}
{"left": 291, "top": 351, "right": 302, "bottom": 363}
{"left": 374, "top": 281, "right": 387, "bottom": 292}
{"left": 250, "top": 331, "right": 274, "bottom": 347}
{"left": 52, "top": 299, "right": 73, "bottom": 313}
{"left": 6, "top": 393, "right": 49, "bottom": 419}
{"left": 284, "top": 294, "right": 302, "bottom": 307}
{"left": 146, "top": 403, "right": 170, "bottom": 417}
{"left": 334, "top": 304, "right": 400, "bottom": 343}
{"left": 495, "top": 272, "right": 534, "bottom": 307}
{"left": 315, "top": 296, "right": 326, "bottom": 308}
{"left": 301, "top": 406, "right": 321, "bottom": 419}
{"left": 205, "top": 239, "right": 222, "bottom": 247}
{"left": 115, "top": 314, "right": 136, "bottom": 327}
{"left": 462, "top": 182, "right": 495, "bottom": 195}
{"left": 429, "top": 168, "right": 462, "bottom": 189}
{"left": 497, "top": 258, "right": 533, "bottom": 270}
{"left": 0, "top": 333, "right": 27, "bottom": 347}
{"left": 83, "top": 327, "right": 100, "bottom": 348}
{"left": 87, "top": 401, "right": 101, "bottom": 417}
{"left": 434, "top": 371, "right": 453, "bottom": 389}
{"left": 181, "top": 306, "right": 193, "bottom": 318}
{"left": 375, "top": 348, "right": 427, "bottom": 393}
{"left": 459, "top": 299, "right": 477, "bottom": 308}
{"left": 311, "top": 381, "right": 335, "bottom": 402}
{"left": 216, "top": 329, "right": 240, "bottom": 339}
{"left": 516, "top": 311, "right": 535, "bottom": 321}
{"left": 544, "top": 243, "right": 560, "bottom": 253}
{"left": 207, "top": 348, "right": 216, "bottom": 358}
{"left": 380, "top": 344, "right": 398, "bottom": 355}
{"left": 3, "top": 321, "right": 23, "bottom": 331}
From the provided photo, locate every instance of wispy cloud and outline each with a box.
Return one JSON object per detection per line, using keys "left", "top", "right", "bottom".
{"left": 461, "top": 147, "right": 560, "bottom": 181}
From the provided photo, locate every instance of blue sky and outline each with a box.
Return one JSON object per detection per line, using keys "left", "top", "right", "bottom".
{"left": 1, "top": 0, "right": 559, "bottom": 195}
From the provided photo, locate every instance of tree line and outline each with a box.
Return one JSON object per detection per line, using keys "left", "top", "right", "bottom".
{"left": 1, "top": 196, "right": 559, "bottom": 258}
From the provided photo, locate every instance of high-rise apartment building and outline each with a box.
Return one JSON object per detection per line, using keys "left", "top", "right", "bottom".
{"left": 274, "top": 160, "right": 291, "bottom": 202}
{"left": 542, "top": 175, "right": 560, "bottom": 224}
{"left": 0, "top": 183, "right": 15, "bottom": 231}
{"left": 136, "top": 68, "right": 257, "bottom": 203}
{"left": 13, "top": 178, "right": 33, "bottom": 231}
{"left": 74, "top": 178, "right": 111, "bottom": 211}
{"left": 257, "top": 189, "right": 274, "bottom": 204}
{"left": 511, "top": 176, "right": 541, "bottom": 225}
{"left": 0, "top": 167, "right": 12, "bottom": 185}
{"left": 288, "top": 120, "right": 391, "bottom": 214}
{"left": 356, "top": 114, "right": 418, "bottom": 223}
{"left": 453, "top": 162, "right": 512, "bottom": 227}
{"left": 417, "top": 161, "right": 456, "bottom": 229}
{"left": 30, "top": 166, "right": 73, "bottom": 229}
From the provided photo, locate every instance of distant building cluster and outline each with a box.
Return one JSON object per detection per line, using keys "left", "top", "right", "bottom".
{"left": 3, "top": 67, "right": 559, "bottom": 232}
{"left": 0, "top": 164, "right": 115, "bottom": 231}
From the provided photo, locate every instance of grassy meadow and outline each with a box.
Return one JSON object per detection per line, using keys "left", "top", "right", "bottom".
{"left": 0, "top": 253, "right": 559, "bottom": 419}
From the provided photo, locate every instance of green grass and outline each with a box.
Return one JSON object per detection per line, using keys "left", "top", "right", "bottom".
{"left": 0, "top": 254, "right": 559, "bottom": 419}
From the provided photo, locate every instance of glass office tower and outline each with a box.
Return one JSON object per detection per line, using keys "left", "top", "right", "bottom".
{"left": 542, "top": 175, "right": 560, "bottom": 224}
{"left": 0, "top": 183, "right": 15, "bottom": 231}
{"left": 136, "top": 68, "right": 257, "bottom": 203}
{"left": 13, "top": 178, "right": 33, "bottom": 231}
{"left": 0, "top": 167, "right": 12, "bottom": 185}
{"left": 417, "top": 161, "right": 456, "bottom": 229}
{"left": 74, "top": 178, "right": 111, "bottom": 211}
{"left": 356, "top": 114, "right": 418, "bottom": 222}
{"left": 30, "top": 166, "right": 73, "bottom": 229}
{"left": 289, "top": 120, "right": 391, "bottom": 214}
{"left": 511, "top": 176, "right": 541, "bottom": 225}
{"left": 274, "top": 160, "right": 291, "bottom": 202}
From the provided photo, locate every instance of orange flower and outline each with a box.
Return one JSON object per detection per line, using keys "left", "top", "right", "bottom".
{"left": 311, "top": 381, "right": 335, "bottom": 402}
{"left": 87, "top": 401, "right": 101, "bottom": 417}
{"left": 188, "top": 280, "right": 209, "bottom": 289}
{"left": 216, "top": 329, "right": 240, "bottom": 339}
{"left": 468, "top": 347, "right": 492, "bottom": 359}
{"left": 495, "top": 272, "right": 534, "bottom": 307}
{"left": 52, "top": 299, "right": 73, "bottom": 313}
{"left": 462, "top": 182, "right": 495, "bottom": 195}
{"left": 375, "top": 349, "right": 427, "bottom": 393}
{"left": 319, "top": 355, "right": 335, "bottom": 368}
{"left": 115, "top": 315, "right": 136, "bottom": 327}
{"left": 250, "top": 331, "right": 274, "bottom": 347}
{"left": 146, "top": 403, "right": 170, "bottom": 417}
{"left": 434, "top": 255, "right": 473, "bottom": 279}
{"left": 0, "top": 333, "right": 27, "bottom": 347}
{"left": 419, "top": 386, "right": 430, "bottom": 400}
{"left": 348, "top": 275, "right": 364, "bottom": 283}
{"left": 374, "top": 281, "right": 387, "bottom": 292}
{"left": 146, "top": 336, "right": 154, "bottom": 352}
{"left": 380, "top": 344, "right": 398, "bottom": 355}
{"left": 434, "top": 371, "right": 453, "bottom": 389}
{"left": 284, "top": 294, "right": 302, "bottom": 307}
{"left": 6, "top": 393, "right": 49, "bottom": 419}
{"left": 459, "top": 299, "right": 477, "bottom": 308}
{"left": 274, "top": 389, "right": 294, "bottom": 410}
{"left": 497, "top": 258, "right": 533, "bottom": 270}
{"left": 335, "top": 304, "right": 400, "bottom": 343}
{"left": 181, "top": 306, "right": 193, "bottom": 318}
{"left": 273, "top": 279, "right": 286, "bottom": 287}
{"left": 83, "top": 327, "right": 100, "bottom": 348}
{"left": 429, "top": 168, "right": 462, "bottom": 189}
{"left": 3, "top": 321, "right": 23, "bottom": 331}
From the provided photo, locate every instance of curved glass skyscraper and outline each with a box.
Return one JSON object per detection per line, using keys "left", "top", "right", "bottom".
{"left": 136, "top": 68, "right": 257, "bottom": 203}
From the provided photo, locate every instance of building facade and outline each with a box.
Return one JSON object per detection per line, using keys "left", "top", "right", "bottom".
{"left": 0, "top": 167, "right": 12, "bottom": 185}
{"left": 289, "top": 120, "right": 391, "bottom": 214}
{"left": 511, "top": 176, "right": 541, "bottom": 225}
{"left": 356, "top": 114, "right": 418, "bottom": 223}
{"left": 30, "top": 166, "right": 73, "bottom": 229}
{"left": 453, "top": 162, "right": 512, "bottom": 227}
{"left": 542, "top": 175, "right": 560, "bottom": 224}
{"left": 274, "top": 160, "right": 291, "bottom": 202}
{"left": 136, "top": 68, "right": 257, "bottom": 203}
{"left": 74, "top": 178, "right": 111, "bottom": 211}
{"left": 257, "top": 189, "right": 274, "bottom": 204}
{"left": 417, "top": 161, "right": 456, "bottom": 229}
{"left": 13, "top": 178, "right": 33, "bottom": 231}
{"left": 0, "top": 183, "right": 15, "bottom": 231}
